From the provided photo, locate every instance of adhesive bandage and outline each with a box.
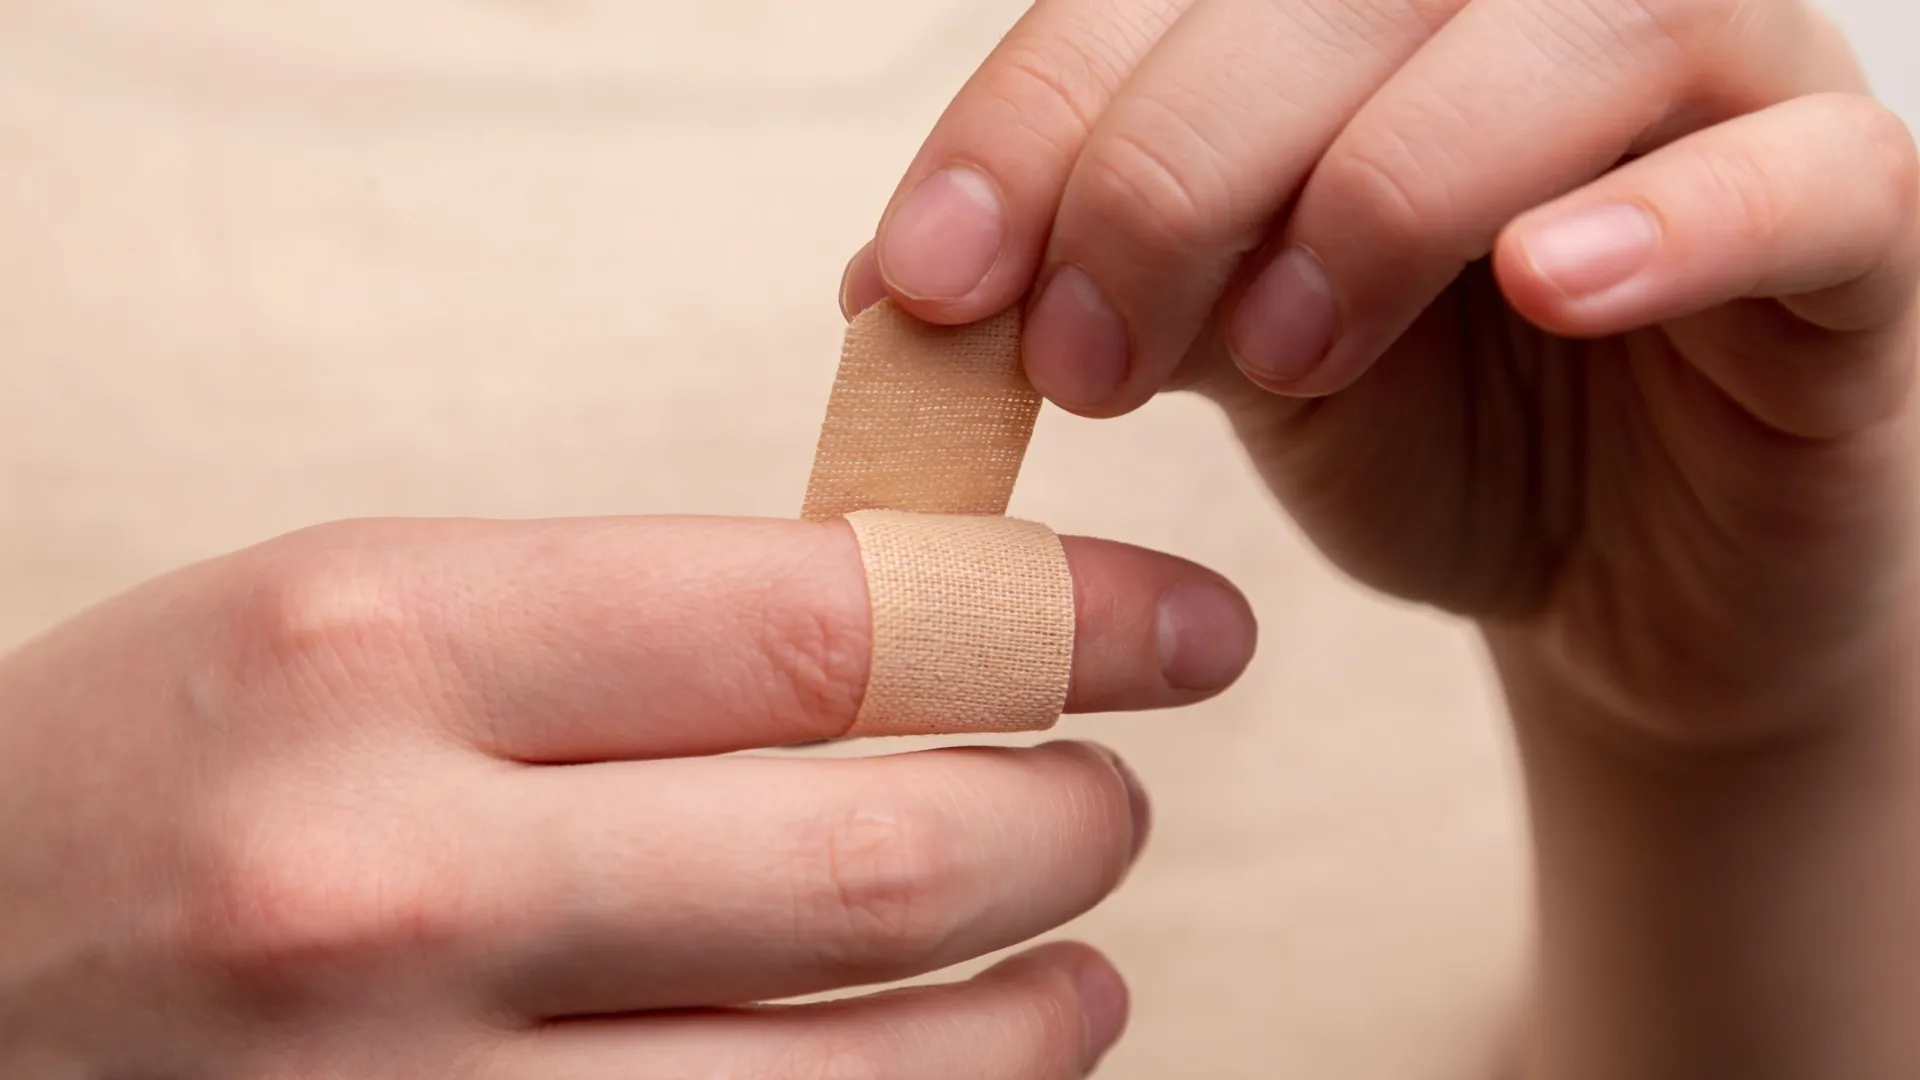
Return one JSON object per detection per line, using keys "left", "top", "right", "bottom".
{"left": 800, "top": 301, "right": 1076, "bottom": 737}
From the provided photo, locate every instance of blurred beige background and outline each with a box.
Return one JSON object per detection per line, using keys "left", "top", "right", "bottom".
{"left": 1, "top": 2, "right": 1912, "bottom": 1076}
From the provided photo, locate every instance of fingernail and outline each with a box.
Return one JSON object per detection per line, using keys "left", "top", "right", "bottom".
{"left": 839, "top": 241, "right": 887, "bottom": 320}
{"left": 1157, "top": 583, "right": 1258, "bottom": 693}
{"left": 1101, "top": 748, "right": 1152, "bottom": 863}
{"left": 1075, "top": 954, "right": 1130, "bottom": 1068}
{"left": 877, "top": 165, "right": 1005, "bottom": 302}
{"left": 1228, "top": 246, "right": 1339, "bottom": 386}
{"left": 1515, "top": 202, "right": 1661, "bottom": 300}
{"left": 1024, "top": 265, "right": 1130, "bottom": 411}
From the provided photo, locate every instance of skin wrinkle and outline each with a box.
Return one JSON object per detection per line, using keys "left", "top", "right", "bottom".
{"left": 1331, "top": 120, "right": 1465, "bottom": 258}
{"left": 747, "top": 525, "right": 873, "bottom": 740}
{"left": 987, "top": 43, "right": 1110, "bottom": 160}
{"left": 478, "top": 737, "right": 1136, "bottom": 1014}
{"left": 1079, "top": 121, "right": 1240, "bottom": 262}
{"left": 1263, "top": 0, "right": 1407, "bottom": 54}
{"left": 952, "top": 0, "right": 1198, "bottom": 196}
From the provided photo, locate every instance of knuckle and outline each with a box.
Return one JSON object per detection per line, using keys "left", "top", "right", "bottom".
{"left": 752, "top": 544, "right": 870, "bottom": 732}
{"left": 181, "top": 813, "right": 470, "bottom": 1013}
{"left": 985, "top": 38, "right": 1115, "bottom": 159}
{"left": 1692, "top": 143, "right": 1781, "bottom": 248}
{"left": 221, "top": 524, "right": 435, "bottom": 691}
{"left": 1072, "top": 114, "right": 1240, "bottom": 260}
{"left": 1319, "top": 128, "right": 1453, "bottom": 252}
{"left": 977, "top": 2, "right": 1184, "bottom": 160}
{"left": 801, "top": 795, "right": 963, "bottom": 979}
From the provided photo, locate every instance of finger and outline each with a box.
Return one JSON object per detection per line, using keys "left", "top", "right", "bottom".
{"left": 1228, "top": 0, "right": 1833, "bottom": 398}
{"left": 483, "top": 742, "right": 1146, "bottom": 1017}
{"left": 482, "top": 943, "right": 1127, "bottom": 1080}
{"left": 1495, "top": 94, "right": 1920, "bottom": 438}
{"left": 838, "top": 239, "right": 887, "bottom": 319}
{"left": 1023, "top": 0, "right": 1461, "bottom": 417}
{"left": 236, "top": 517, "right": 1257, "bottom": 763}
{"left": 852, "top": 0, "right": 1193, "bottom": 325}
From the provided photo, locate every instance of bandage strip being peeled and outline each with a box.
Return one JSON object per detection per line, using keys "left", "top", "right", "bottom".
{"left": 802, "top": 302, "right": 1038, "bottom": 520}
{"left": 801, "top": 301, "right": 1076, "bottom": 737}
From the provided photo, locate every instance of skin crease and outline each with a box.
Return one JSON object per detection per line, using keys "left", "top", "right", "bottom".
{"left": 847, "top": 0, "right": 1920, "bottom": 1075}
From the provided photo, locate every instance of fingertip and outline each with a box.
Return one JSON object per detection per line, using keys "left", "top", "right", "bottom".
{"left": 1225, "top": 246, "right": 1341, "bottom": 390}
{"left": 842, "top": 237, "right": 1028, "bottom": 330}
{"left": 1492, "top": 203, "right": 1666, "bottom": 339}
{"left": 1023, "top": 264, "right": 1140, "bottom": 418}
{"left": 1220, "top": 248, "right": 1391, "bottom": 400}
{"left": 1085, "top": 742, "right": 1153, "bottom": 863}
{"left": 1035, "top": 739, "right": 1152, "bottom": 865}
{"left": 1489, "top": 229, "right": 1613, "bottom": 340}
{"left": 983, "top": 941, "right": 1131, "bottom": 1069}
{"left": 1488, "top": 234, "right": 1563, "bottom": 327}
{"left": 1223, "top": 329, "right": 1376, "bottom": 400}
{"left": 840, "top": 241, "right": 888, "bottom": 321}
{"left": 1156, "top": 581, "right": 1259, "bottom": 694}
{"left": 887, "top": 293, "right": 1027, "bottom": 328}
{"left": 1073, "top": 949, "right": 1131, "bottom": 1067}
{"left": 1060, "top": 536, "right": 1258, "bottom": 713}
{"left": 873, "top": 163, "right": 1036, "bottom": 326}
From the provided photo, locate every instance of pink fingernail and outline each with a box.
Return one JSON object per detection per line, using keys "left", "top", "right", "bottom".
{"left": 839, "top": 242, "right": 886, "bottom": 319}
{"left": 877, "top": 166, "right": 1005, "bottom": 302}
{"left": 1156, "top": 583, "right": 1258, "bottom": 693}
{"left": 1023, "top": 265, "right": 1130, "bottom": 411}
{"left": 1228, "top": 246, "right": 1340, "bottom": 386}
{"left": 1517, "top": 202, "right": 1661, "bottom": 300}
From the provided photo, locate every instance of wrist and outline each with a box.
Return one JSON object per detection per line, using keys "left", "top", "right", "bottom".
{"left": 1478, "top": 576, "right": 1920, "bottom": 752}
{"left": 1484, "top": 618, "right": 1920, "bottom": 1079}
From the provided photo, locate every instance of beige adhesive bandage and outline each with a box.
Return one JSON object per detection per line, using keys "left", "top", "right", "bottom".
{"left": 801, "top": 301, "right": 1076, "bottom": 737}
{"left": 801, "top": 302, "right": 1037, "bottom": 520}
{"left": 842, "top": 510, "right": 1074, "bottom": 737}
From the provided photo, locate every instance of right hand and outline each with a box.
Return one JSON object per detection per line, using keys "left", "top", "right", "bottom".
{"left": 843, "top": 0, "right": 1919, "bottom": 743}
{"left": 0, "top": 515, "right": 1256, "bottom": 1078}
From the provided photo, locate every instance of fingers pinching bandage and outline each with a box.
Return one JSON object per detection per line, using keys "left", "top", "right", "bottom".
{"left": 801, "top": 301, "right": 1075, "bottom": 737}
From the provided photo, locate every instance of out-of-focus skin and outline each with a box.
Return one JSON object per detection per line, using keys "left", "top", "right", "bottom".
{"left": 846, "top": 1, "right": 1920, "bottom": 1075}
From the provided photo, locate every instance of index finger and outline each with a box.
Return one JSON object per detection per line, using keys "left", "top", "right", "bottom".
{"left": 852, "top": 0, "right": 1193, "bottom": 325}
{"left": 230, "top": 516, "right": 1257, "bottom": 763}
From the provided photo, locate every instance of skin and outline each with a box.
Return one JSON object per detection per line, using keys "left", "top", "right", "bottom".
{"left": 842, "top": 0, "right": 1920, "bottom": 1075}
{"left": 0, "top": 516, "right": 1258, "bottom": 1077}
{"left": 6, "top": 2, "right": 1916, "bottom": 1076}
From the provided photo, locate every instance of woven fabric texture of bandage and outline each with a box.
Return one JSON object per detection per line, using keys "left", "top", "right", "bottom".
{"left": 842, "top": 509, "right": 1073, "bottom": 736}
{"left": 800, "top": 300, "right": 1075, "bottom": 737}
{"left": 801, "top": 302, "right": 1037, "bottom": 521}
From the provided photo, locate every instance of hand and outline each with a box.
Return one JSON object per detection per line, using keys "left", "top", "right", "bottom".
{"left": 846, "top": 1, "right": 1920, "bottom": 1075}
{"left": 844, "top": 0, "right": 1917, "bottom": 740}
{"left": 0, "top": 515, "right": 1256, "bottom": 1077}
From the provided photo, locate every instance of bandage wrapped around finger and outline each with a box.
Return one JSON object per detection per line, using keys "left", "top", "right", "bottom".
{"left": 800, "top": 302, "right": 1075, "bottom": 738}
